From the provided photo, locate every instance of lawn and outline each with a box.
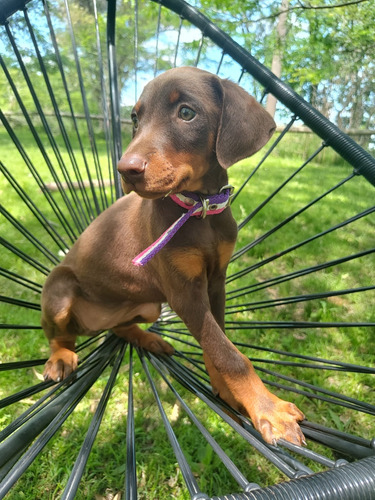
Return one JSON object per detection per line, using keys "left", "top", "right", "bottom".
{"left": 0, "top": 123, "right": 374, "bottom": 499}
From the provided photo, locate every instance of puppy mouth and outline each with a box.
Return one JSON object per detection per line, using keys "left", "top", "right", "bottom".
{"left": 121, "top": 174, "right": 190, "bottom": 199}
{"left": 174, "top": 176, "right": 190, "bottom": 193}
{"left": 120, "top": 177, "right": 136, "bottom": 195}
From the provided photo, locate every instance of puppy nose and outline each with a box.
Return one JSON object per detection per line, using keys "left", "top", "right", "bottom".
{"left": 117, "top": 154, "right": 147, "bottom": 181}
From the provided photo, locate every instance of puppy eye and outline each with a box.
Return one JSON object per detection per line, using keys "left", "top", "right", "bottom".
{"left": 131, "top": 113, "right": 139, "bottom": 130}
{"left": 178, "top": 106, "right": 196, "bottom": 121}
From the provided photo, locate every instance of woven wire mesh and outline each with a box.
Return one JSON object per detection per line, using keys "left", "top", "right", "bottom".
{"left": 0, "top": 0, "right": 375, "bottom": 498}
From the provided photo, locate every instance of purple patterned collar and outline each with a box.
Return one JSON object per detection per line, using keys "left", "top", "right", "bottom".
{"left": 132, "top": 185, "right": 234, "bottom": 267}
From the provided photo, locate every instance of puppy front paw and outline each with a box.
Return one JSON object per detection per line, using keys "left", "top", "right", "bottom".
{"left": 43, "top": 348, "right": 78, "bottom": 382}
{"left": 253, "top": 398, "right": 305, "bottom": 446}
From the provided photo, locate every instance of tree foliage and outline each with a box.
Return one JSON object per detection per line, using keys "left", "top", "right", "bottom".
{"left": 1, "top": 0, "right": 374, "bottom": 137}
{"left": 199, "top": 0, "right": 374, "bottom": 132}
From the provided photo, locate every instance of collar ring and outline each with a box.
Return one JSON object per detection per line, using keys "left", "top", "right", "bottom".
{"left": 199, "top": 195, "right": 209, "bottom": 219}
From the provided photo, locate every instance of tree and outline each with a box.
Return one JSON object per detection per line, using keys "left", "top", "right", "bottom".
{"left": 265, "top": 0, "right": 289, "bottom": 118}
{"left": 199, "top": 0, "right": 374, "bottom": 137}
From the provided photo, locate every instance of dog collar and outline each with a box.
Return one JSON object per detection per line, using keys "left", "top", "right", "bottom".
{"left": 170, "top": 185, "right": 234, "bottom": 219}
{"left": 132, "top": 185, "right": 234, "bottom": 267}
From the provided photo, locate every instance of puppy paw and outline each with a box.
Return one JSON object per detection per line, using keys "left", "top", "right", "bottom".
{"left": 143, "top": 332, "right": 175, "bottom": 356}
{"left": 43, "top": 348, "right": 78, "bottom": 382}
{"left": 114, "top": 325, "right": 175, "bottom": 356}
{"left": 253, "top": 398, "right": 305, "bottom": 446}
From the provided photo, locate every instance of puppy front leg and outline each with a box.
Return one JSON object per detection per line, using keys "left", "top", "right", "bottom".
{"left": 173, "top": 289, "right": 305, "bottom": 445}
{"left": 207, "top": 274, "right": 226, "bottom": 331}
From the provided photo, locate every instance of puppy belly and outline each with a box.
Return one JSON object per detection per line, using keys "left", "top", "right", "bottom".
{"left": 72, "top": 298, "right": 161, "bottom": 332}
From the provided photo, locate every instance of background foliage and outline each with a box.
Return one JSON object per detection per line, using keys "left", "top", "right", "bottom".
{"left": 199, "top": 0, "right": 375, "bottom": 134}
{"left": 1, "top": 0, "right": 374, "bottom": 141}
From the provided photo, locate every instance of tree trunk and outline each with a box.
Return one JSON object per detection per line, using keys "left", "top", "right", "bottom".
{"left": 266, "top": 0, "right": 289, "bottom": 118}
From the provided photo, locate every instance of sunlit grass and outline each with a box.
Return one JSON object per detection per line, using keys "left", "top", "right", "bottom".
{"left": 1, "top": 125, "right": 374, "bottom": 499}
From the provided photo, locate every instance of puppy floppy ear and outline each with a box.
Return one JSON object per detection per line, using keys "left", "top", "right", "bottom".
{"left": 216, "top": 79, "right": 276, "bottom": 169}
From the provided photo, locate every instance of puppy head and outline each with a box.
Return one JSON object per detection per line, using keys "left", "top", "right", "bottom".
{"left": 118, "top": 67, "right": 275, "bottom": 198}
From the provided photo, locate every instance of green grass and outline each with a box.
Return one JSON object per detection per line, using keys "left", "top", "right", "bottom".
{"left": 0, "top": 124, "right": 374, "bottom": 499}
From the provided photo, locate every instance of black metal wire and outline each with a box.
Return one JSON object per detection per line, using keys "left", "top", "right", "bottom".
{"left": 61, "top": 342, "right": 127, "bottom": 500}
{"left": 0, "top": 236, "right": 50, "bottom": 274}
{"left": 62, "top": 0, "right": 104, "bottom": 215}
{"left": 226, "top": 320, "right": 375, "bottom": 332}
{"left": 252, "top": 366, "right": 375, "bottom": 415}
{"left": 0, "top": 205, "right": 60, "bottom": 266}
{"left": 226, "top": 285, "right": 375, "bottom": 313}
{"left": 0, "top": 267, "right": 43, "bottom": 293}
{"left": 158, "top": 355, "right": 302, "bottom": 479}
{"left": 140, "top": 350, "right": 210, "bottom": 499}
{"left": 1, "top": 0, "right": 374, "bottom": 498}
{"left": 216, "top": 50, "right": 225, "bottom": 75}
{"left": 0, "top": 336, "right": 124, "bottom": 494}
{"left": 0, "top": 114, "right": 75, "bottom": 247}
{"left": 154, "top": 2, "right": 162, "bottom": 76}
{"left": 88, "top": 0, "right": 111, "bottom": 211}
{"left": 227, "top": 247, "right": 375, "bottom": 299}
{"left": 134, "top": 0, "right": 139, "bottom": 102}
{"left": 210, "top": 456, "right": 375, "bottom": 500}
{"left": 149, "top": 355, "right": 257, "bottom": 491}
{"left": 227, "top": 206, "right": 375, "bottom": 282}
{"left": 4, "top": 18, "right": 84, "bottom": 235}
{"left": 235, "top": 171, "right": 353, "bottom": 253}
{"left": 23, "top": 7, "right": 91, "bottom": 231}
{"left": 107, "top": 0, "right": 123, "bottom": 199}
{"left": 231, "top": 117, "right": 299, "bottom": 204}
{"left": 125, "top": 345, "right": 137, "bottom": 500}
{"left": 42, "top": 0, "right": 100, "bottom": 219}
{"left": 159, "top": 348, "right": 375, "bottom": 465}
{"left": 195, "top": 33, "right": 205, "bottom": 66}
{"left": 92, "top": 0, "right": 116, "bottom": 207}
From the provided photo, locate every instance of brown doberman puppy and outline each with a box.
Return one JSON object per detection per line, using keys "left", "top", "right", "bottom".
{"left": 41, "top": 66, "right": 305, "bottom": 445}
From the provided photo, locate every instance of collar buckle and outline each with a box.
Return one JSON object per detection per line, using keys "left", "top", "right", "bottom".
{"left": 219, "top": 184, "right": 235, "bottom": 205}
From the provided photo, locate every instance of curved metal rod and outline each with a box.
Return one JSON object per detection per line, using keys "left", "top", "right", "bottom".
{"left": 154, "top": 0, "right": 375, "bottom": 187}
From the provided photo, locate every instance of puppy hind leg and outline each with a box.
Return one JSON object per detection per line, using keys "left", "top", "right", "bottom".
{"left": 41, "top": 266, "right": 80, "bottom": 382}
{"left": 113, "top": 324, "right": 174, "bottom": 355}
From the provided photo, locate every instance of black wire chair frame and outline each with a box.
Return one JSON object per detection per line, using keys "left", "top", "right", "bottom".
{"left": 0, "top": 0, "right": 375, "bottom": 498}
